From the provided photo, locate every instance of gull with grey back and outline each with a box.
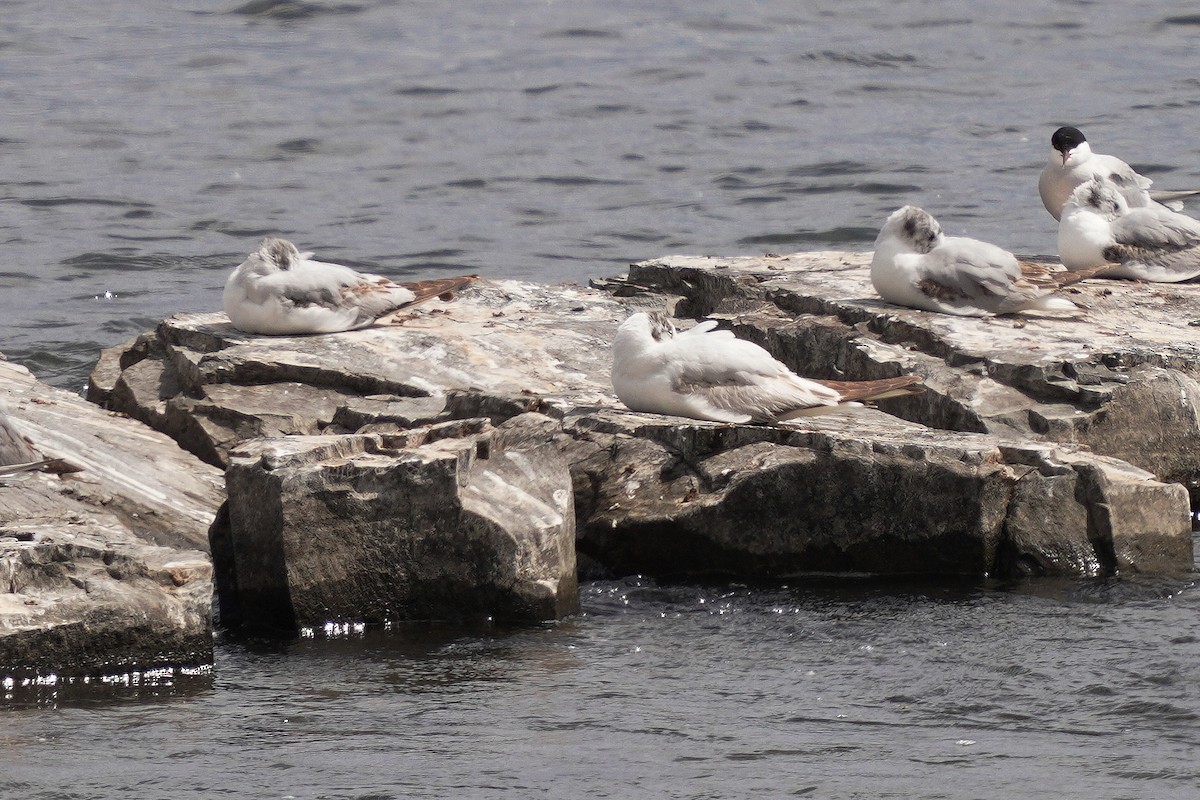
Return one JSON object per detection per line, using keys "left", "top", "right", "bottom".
{"left": 1038, "top": 126, "right": 1200, "bottom": 221}
{"left": 1058, "top": 177, "right": 1200, "bottom": 282}
{"left": 223, "top": 237, "right": 476, "bottom": 335}
{"left": 871, "top": 206, "right": 1102, "bottom": 316}
{"left": 610, "top": 311, "right": 922, "bottom": 424}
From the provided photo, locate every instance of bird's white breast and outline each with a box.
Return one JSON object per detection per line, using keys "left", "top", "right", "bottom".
{"left": 871, "top": 241, "right": 937, "bottom": 311}
{"left": 1058, "top": 209, "right": 1113, "bottom": 270}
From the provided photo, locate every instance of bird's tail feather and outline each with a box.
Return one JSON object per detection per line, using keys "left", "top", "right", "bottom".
{"left": 1150, "top": 189, "right": 1200, "bottom": 208}
{"left": 814, "top": 375, "right": 924, "bottom": 403}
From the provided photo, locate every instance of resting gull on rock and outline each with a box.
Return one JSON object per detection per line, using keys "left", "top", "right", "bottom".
{"left": 611, "top": 311, "right": 922, "bottom": 424}
{"left": 223, "top": 237, "right": 476, "bottom": 335}
{"left": 871, "top": 205, "right": 1104, "bottom": 316}
{"left": 1058, "top": 177, "right": 1200, "bottom": 282}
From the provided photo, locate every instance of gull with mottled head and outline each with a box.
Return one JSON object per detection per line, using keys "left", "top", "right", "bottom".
{"left": 610, "top": 311, "right": 922, "bottom": 424}
{"left": 223, "top": 237, "right": 475, "bottom": 335}
{"left": 871, "top": 206, "right": 1100, "bottom": 316}
{"left": 1058, "top": 177, "right": 1200, "bottom": 282}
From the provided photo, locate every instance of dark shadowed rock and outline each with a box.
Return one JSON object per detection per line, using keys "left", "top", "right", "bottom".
{"left": 563, "top": 409, "right": 1190, "bottom": 578}
{"left": 219, "top": 413, "right": 578, "bottom": 631}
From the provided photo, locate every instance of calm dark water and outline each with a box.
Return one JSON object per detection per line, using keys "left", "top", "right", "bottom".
{"left": 3, "top": 2, "right": 1200, "bottom": 796}
{"left": 4, "top": 575, "right": 1200, "bottom": 799}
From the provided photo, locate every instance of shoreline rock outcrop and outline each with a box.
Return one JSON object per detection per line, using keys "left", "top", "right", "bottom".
{"left": 0, "top": 358, "right": 221, "bottom": 680}
{"left": 92, "top": 258, "right": 1195, "bottom": 593}
{"left": 11, "top": 248, "right": 1198, "bottom": 678}
{"left": 627, "top": 252, "right": 1200, "bottom": 500}
{"left": 213, "top": 413, "right": 578, "bottom": 632}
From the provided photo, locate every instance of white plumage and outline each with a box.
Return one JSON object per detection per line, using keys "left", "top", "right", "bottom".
{"left": 1059, "top": 177, "right": 1200, "bottom": 282}
{"left": 611, "top": 312, "right": 921, "bottom": 423}
{"left": 871, "top": 206, "right": 1090, "bottom": 317}
{"left": 223, "top": 237, "right": 417, "bottom": 335}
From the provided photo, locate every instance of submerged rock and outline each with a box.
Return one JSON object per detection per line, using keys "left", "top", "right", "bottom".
{"left": 0, "top": 359, "right": 221, "bottom": 680}
{"left": 91, "top": 265, "right": 1195, "bottom": 584}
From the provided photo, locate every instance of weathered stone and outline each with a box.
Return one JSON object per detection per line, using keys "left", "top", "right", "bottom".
{"left": 0, "top": 406, "right": 38, "bottom": 466}
{"left": 629, "top": 252, "right": 1200, "bottom": 500}
{"left": 329, "top": 394, "right": 447, "bottom": 433}
{"left": 92, "top": 263, "right": 1196, "bottom": 580}
{"left": 564, "top": 409, "right": 1191, "bottom": 578}
{"left": 219, "top": 413, "right": 578, "bottom": 631}
{"left": 0, "top": 359, "right": 222, "bottom": 679}
{"left": 91, "top": 280, "right": 624, "bottom": 468}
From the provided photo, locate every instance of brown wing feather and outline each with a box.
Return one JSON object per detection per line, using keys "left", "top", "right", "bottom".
{"left": 1016, "top": 260, "right": 1111, "bottom": 290}
{"left": 813, "top": 375, "right": 924, "bottom": 403}
{"left": 917, "top": 278, "right": 971, "bottom": 302}
{"left": 340, "top": 277, "right": 407, "bottom": 301}
{"left": 401, "top": 275, "right": 479, "bottom": 306}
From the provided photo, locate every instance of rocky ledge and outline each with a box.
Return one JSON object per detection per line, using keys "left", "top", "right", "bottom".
{"left": 5, "top": 249, "right": 1197, "bottom": 677}
{"left": 628, "top": 252, "right": 1200, "bottom": 500}
{"left": 0, "top": 358, "right": 221, "bottom": 680}
{"left": 89, "top": 255, "right": 1193, "bottom": 612}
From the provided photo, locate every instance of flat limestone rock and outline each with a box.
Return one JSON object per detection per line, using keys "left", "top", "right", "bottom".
{"left": 216, "top": 414, "right": 578, "bottom": 630}
{"left": 628, "top": 252, "right": 1200, "bottom": 497}
{"left": 0, "top": 359, "right": 223, "bottom": 680}
{"left": 91, "top": 266, "right": 1195, "bottom": 581}
{"left": 92, "top": 280, "right": 626, "bottom": 467}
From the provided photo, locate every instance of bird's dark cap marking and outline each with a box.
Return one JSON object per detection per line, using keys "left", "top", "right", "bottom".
{"left": 1051, "top": 126, "right": 1086, "bottom": 153}
{"left": 1076, "top": 179, "right": 1122, "bottom": 217}
{"left": 261, "top": 237, "right": 299, "bottom": 270}
{"left": 645, "top": 311, "right": 676, "bottom": 341}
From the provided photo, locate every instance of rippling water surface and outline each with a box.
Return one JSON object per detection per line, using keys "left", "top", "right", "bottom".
{"left": 4, "top": 577, "right": 1200, "bottom": 799}
{"left": 5, "top": 1, "right": 1200, "bottom": 387}
{"left": 3, "top": 2, "right": 1200, "bottom": 796}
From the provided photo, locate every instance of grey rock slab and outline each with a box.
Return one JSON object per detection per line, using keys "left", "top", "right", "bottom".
{"left": 94, "top": 280, "right": 628, "bottom": 466}
{"left": 564, "top": 407, "right": 1191, "bottom": 578}
{"left": 218, "top": 413, "right": 578, "bottom": 630}
{"left": 0, "top": 359, "right": 222, "bottom": 679}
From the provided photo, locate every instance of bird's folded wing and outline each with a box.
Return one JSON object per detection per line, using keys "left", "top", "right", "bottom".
{"left": 400, "top": 274, "right": 479, "bottom": 306}
{"left": 1110, "top": 209, "right": 1200, "bottom": 252}
{"left": 669, "top": 337, "right": 842, "bottom": 420}
{"left": 918, "top": 242, "right": 1019, "bottom": 302}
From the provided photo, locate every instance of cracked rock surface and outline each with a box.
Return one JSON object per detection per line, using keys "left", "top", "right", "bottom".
{"left": 1, "top": 359, "right": 221, "bottom": 679}
{"left": 90, "top": 262, "right": 1194, "bottom": 592}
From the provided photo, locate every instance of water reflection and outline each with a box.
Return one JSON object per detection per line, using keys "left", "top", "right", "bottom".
{"left": 2, "top": 665, "right": 214, "bottom": 711}
{"left": 217, "top": 618, "right": 584, "bottom": 698}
